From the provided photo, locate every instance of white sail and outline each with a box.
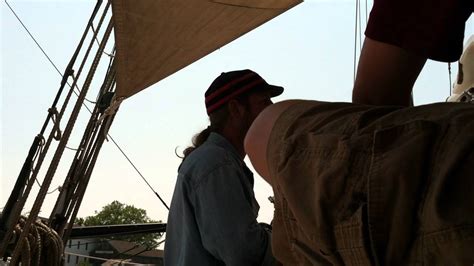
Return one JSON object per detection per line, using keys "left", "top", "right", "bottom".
{"left": 112, "top": 0, "right": 302, "bottom": 100}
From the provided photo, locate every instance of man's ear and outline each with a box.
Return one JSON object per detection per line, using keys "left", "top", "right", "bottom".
{"left": 227, "top": 99, "right": 245, "bottom": 119}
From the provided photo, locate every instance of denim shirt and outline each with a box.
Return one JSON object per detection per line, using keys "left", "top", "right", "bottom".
{"left": 164, "top": 133, "right": 274, "bottom": 266}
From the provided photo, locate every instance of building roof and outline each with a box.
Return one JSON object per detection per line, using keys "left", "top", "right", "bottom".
{"left": 108, "top": 240, "right": 163, "bottom": 258}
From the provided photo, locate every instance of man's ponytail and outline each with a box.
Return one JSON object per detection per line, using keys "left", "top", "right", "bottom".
{"left": 182, "top": 126, "right": 213, "bottom": 160}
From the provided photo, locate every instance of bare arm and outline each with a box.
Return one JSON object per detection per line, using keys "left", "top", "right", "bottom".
{"left": 353, "top": 37, "right": 427, "bottom": 106}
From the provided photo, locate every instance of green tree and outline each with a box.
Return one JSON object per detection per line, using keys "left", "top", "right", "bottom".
{"left": 76, "top": 201, "right": 162, "bottom": 249}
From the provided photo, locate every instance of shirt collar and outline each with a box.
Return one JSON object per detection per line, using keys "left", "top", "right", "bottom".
{"left": 207, "top": 132, "right": 241, "bottom": 159}
{"left": 207, "top": 132, "right": 254, "bottom": 186}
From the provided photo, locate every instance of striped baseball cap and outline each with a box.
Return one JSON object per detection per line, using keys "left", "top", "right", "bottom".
{"left": 204, "top": 69, "right": 284, "bottom": 114}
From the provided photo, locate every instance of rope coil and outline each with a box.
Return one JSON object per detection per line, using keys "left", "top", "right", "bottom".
{"left": 5, "top": 217, "right": 63, "bottom": 265}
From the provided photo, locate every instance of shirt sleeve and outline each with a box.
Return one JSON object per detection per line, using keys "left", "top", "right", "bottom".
{"left": 191, "top": 163, "right": 275, "bottom": 266}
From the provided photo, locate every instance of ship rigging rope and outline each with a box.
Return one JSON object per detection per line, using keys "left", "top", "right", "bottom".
{"left": 30, "top": 135, "right": 45, "bottom": 165}
{"left": 448, "top": 62, "right": 452, "bottom": 96}
{"left": 30, "top": 136, "right": 45, "bottom": 187}
{"left": 10, "top": 12, "right": 114, "bottom": 264}
{"left": 28, "top": 135, "right": 70, "bottom": 195}
{"left": 64, "top": 251, "right": 143, "bottom": 264}
{"left": 4, "top": 0, "right": 170, "bottom": 211}
{"left": 7, "top": 216, "right": 64, "bottom": 265}
{"left": 118, "top": 247, "right": 152, "bottom": 265}
{"left": 3, "top": 0, "right": 96, "bottom": 105}
{"left": 113, "top": 237, "right": 166, "bottom": 265}
{"left": 353, "top": 0, "right": 359, "bottom": 83}
{"left": 359, "top": 0, "right": 362, "bottom": 54}
{"left": 365, "top": 0, "right": 368, "bottom": 24}
{"left": 48, "top": 107, "right": 62, "bottom": 141}
{"left": 353, "top": 0, "right": 369, "bottom": 83}
{"left": 64, "top": 252, "right": 134, "bottom": 264}
{"left": 91, "top": 24, "right": 115, "bottom": 58}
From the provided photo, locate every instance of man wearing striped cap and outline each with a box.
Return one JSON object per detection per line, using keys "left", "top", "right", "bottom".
{"left": 165, "top": 69, "right": 283, "bottom": 266}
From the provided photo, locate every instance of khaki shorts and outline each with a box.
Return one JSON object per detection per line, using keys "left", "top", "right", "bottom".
{"left": 267, "top": 101, "right": 474, "bottom": 265}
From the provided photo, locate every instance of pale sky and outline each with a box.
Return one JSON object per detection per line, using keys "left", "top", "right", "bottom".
{"left": 1, "top": 0, "right": 473, "bottom": 230}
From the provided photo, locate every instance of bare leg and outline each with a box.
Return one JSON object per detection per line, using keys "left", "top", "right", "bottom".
{"left": 353, "top": 37, "right": 427, "bottom": 106}
{"left": 244, "top": 100, "right": 301, "bottom": 185}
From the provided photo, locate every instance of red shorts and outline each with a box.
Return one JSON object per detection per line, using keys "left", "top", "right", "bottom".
{"left": 366, "top": 0, "right": 473, "bottom": 62}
